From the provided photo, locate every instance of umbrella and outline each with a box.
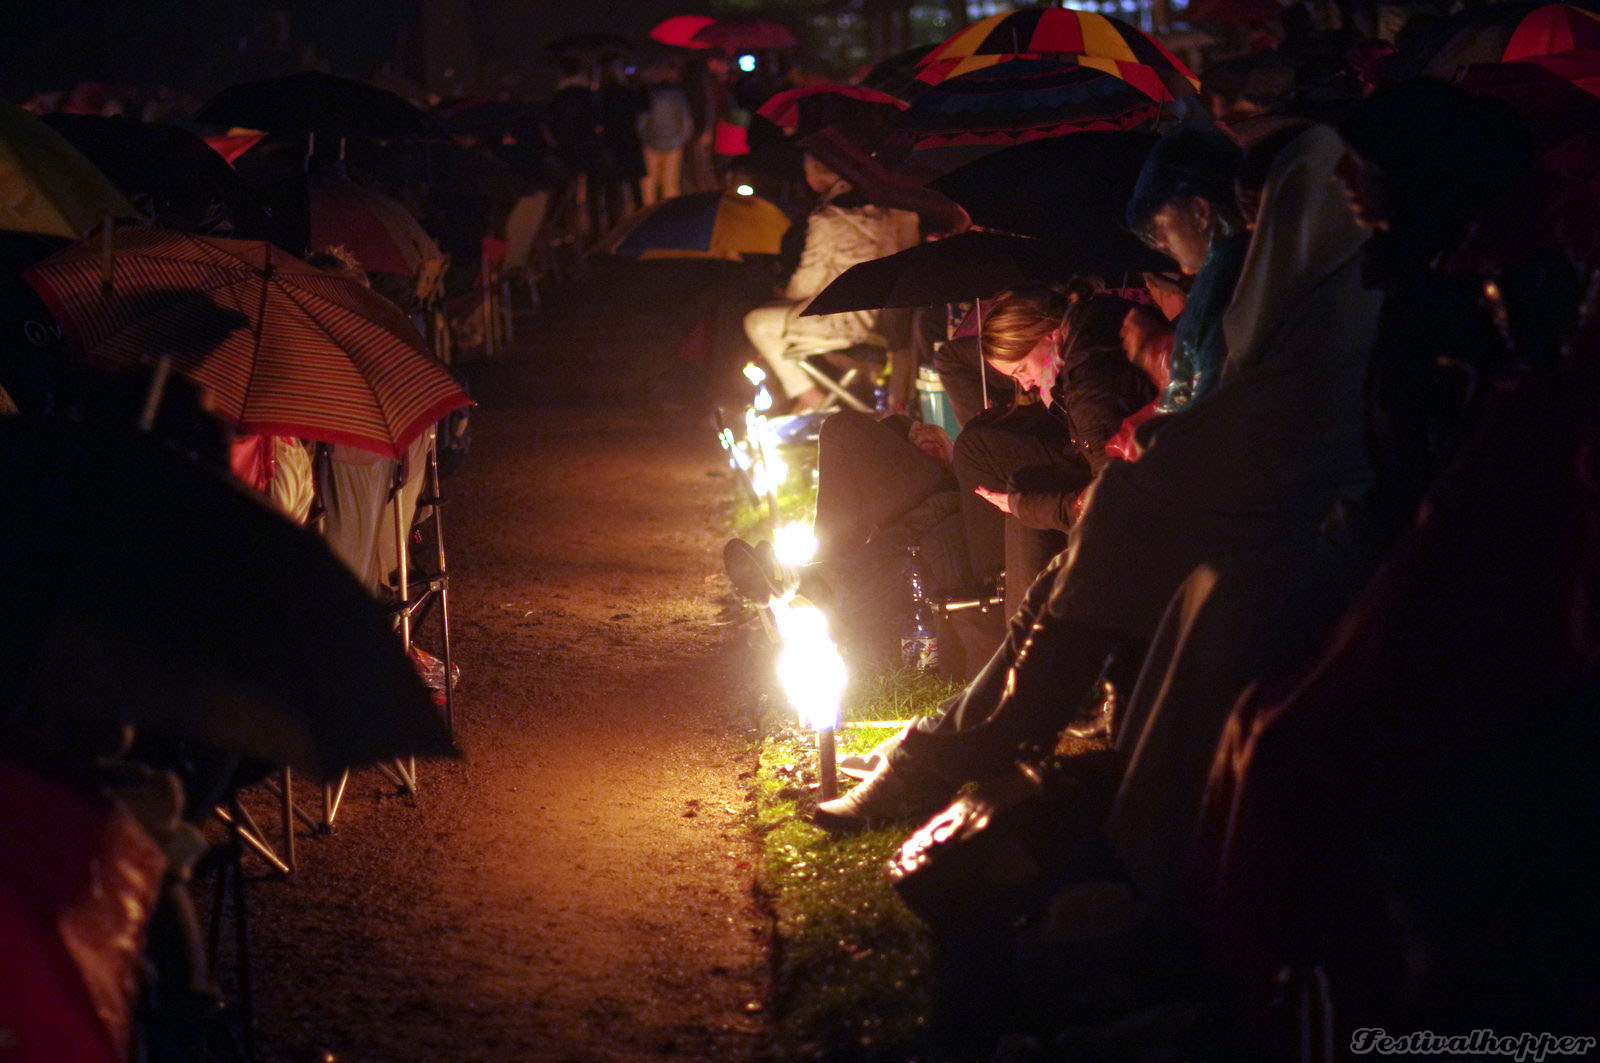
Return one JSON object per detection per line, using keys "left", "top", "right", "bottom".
{"left": 309, "top": 178, "right": 444, "bottom": 279}
{"left": 801, "top": 230, "right": 1149, "bottom": 316}
{"left": 650, "top": 15, "right": 716, "bottom": 49}
{"left": 41, "top": 114, "right": 280, "bottom": 243}
{"left": 860, "top": 43, "right": 940, "bottom": 103}
{"left": 797, "top": 126, "right": 966, "bottom": 231}
{"left": 23, "top": 228, "right": 470, "bottom": 457}
{"left": 598, "top": 189, "right": 790, "bottom": 260}
{"left": 1409, "top": 3, "right": 1600, "bottom": 78}
{"left": 1458, "top": 49, "right": 1600, "bottom": 152}
{"left": 929, "top": 130, "right": 1161, "bottom": 246}
{"left": 755, "top": 83, "right": 907, "bottom": 138}
{"left": 692, "top": 18, "right": 797, "bottom": 52}
{"left": 1, "top": 418, "right": 456, "bottom": 776}
{"left": 193, "top": 72, "right": 448, "bottom": 142}
{"left": 915, "top": 7, "right": 1201, "bottom": 102}
{"left": 886, "top": 59, "right": 1165, "bottom": 175}
{"left": 0, "top": 102, "right": 140, "bottom": 240}
{"left": 433, "top": 97, "right": 540, "bottom": 139}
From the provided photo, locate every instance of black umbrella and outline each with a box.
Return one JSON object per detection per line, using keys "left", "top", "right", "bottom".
{"left": 928, "top": 130, "right": 1164, "bottom": 258}
{"left": 860, "top": 42, "right": 940, "bottom": 103}
{"left": 194, "top": 72, "right": 448, "bottom": 142}
{"left": 802, "top": 229, "right": 1153, "bottom": 316}
{"left": 1, "top": 418, "right": 457, "bottom": 776}
{"left": 41, "top": 115, "right": 285, "bottom": 244}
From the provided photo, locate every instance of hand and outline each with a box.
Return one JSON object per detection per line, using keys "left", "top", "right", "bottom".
{"left": 974, "top": 485, "right": 1012, "bottom": 514}
{"left": 907, "top": 422, "right": 954, "bottom": 466}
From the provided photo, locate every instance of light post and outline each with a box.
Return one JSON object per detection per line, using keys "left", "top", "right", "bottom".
{"left": 772, "top": 599, "right": 847, "bottom": 799}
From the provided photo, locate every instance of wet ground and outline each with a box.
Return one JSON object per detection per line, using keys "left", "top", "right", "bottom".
{"left": 234, "top": 262, "right": 776, "bottom": 1062}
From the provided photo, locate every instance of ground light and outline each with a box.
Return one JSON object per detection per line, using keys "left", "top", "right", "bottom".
{"left": 772, "top": 599, "right": 847, "bottom": 798}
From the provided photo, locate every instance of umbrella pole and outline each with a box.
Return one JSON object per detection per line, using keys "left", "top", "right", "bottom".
{"left": 138, "top": 355, "right": 174, "bottom": 432}
{"left": 977, "top": 300, "right": 989, "bottom": 409}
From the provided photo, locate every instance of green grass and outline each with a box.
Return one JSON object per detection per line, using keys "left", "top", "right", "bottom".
{"left": 749, "top": 672, "right": 963, "bottom": 1063}
{"left": 720, "top": 413, "right": 968, "bottom": 1060}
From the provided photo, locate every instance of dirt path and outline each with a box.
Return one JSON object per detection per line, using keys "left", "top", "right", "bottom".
{"left": 243, "top": 270, "right": 772, "bottom": 1062}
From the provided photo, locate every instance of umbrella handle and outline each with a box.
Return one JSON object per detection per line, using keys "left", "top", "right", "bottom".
{"left": 139, "top": 356, "right": 174, "bottom": 433}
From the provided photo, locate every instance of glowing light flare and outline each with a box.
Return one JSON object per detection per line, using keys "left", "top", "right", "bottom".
{"left": 742, "top": 362, "right": 767, "bottom": 386}
{"left": 773, "top": 522, "right": 818, "bottom": 567}
{"left": 735, "top": 183, "right": 755, "bottom": 196}
{"left": 772, "top": 600, "right": 847, "bottom": 731}
{"left": 753, "top": 386, "right": 773, "bottom": 412}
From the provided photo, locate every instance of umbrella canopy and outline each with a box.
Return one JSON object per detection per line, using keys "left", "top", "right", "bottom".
{"left": 650, "top": 15, "right": 716, "bottom": 48}
{"left": 929, "top": 130, "right": 1161, "bottom": 248}
{"left": 887, "top": 59, "right": 1165, "bottom": 174}
{"left": 1459, "top": 49, "right": 1600, "bottom": 152}
{"left": 916, "top": 7, "right": 1201, "bottom": 102}
{"left": 23, "top": 228, "right": 469, "bottom": 457}
{"left": 756, "top": 83, "right": 907, "bottom": 138}
{"left": 1, "top": 418, "right": 456, "bottom": 776}
{"left": 0, "top": 102, "right": 140, "bottom": 240}
{"left": 801, "top": 229, "right": 1151, "bottom": 316}
{"left": 42, "top": 114, "right": 278, "bottom": 242}
{"left": 860, "top": 43, "right": 940, "bottom": 103}
{"left": 798, "top": 126, "right": 966, "bottom": 231}
{"left": 1412, "top": 2, "right": 1600, "bottom": 77}
{"left": 598, "top": 189, "right": 790, "bottom": 260}
{"left": 194, "top": 72, "right": 447, "bottom": 142}
{"left": 309, "top": 178, "right": 444, "bottom": 279}
{"left": 693, "top": 18, "right": 797, "bottom": 52}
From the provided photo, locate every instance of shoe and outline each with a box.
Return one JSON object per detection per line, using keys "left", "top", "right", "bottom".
{"left": 811, "top": 758, "right": 952, "bottom": 833}
{"left": 723, "top": 537, "right": 779, "bottom": 603}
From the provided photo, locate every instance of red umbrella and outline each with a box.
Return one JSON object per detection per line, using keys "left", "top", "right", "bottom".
{"left": 692, "top": 18, "right": 797, "bottom": 52}
{"left": 24, "top": 228, "right": 469, "bottom": 456}
{"left": 755, "top": 83, "right": 906, "bottom": 137}
{"left": 650, "top": 14, "right": 715, "bottom": 49}
{"left": 1459, "top": 49, "right": 1600, "bottom": 152}
{"left": 309, "top": 178, "right": 444, "bottom": 279}
{"left": 1503, "top": 3, "right": 1600, "bottom": 60}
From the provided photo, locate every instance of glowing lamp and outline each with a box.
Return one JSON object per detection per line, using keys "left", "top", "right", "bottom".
{"left": 737, "top": 53, "right": 757, "bottom": 73}
{"left": 773, "top": 522, "right": 817, "bottom": 568}
{"left": 773, "top": 599, "right": 847, "bottom": 796}
{"left": 753, "top": 385, "right": 773, "bottom": 412}
{"left": 735, "top": 183, "right": 755, "bottom": 196}
{"left": 743, "top": 362, "right": 767, "bottom": 385}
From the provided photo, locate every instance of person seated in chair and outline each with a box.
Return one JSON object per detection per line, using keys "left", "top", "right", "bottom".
{"left": 743, "top": 154, "right": 918, "bottom": 413}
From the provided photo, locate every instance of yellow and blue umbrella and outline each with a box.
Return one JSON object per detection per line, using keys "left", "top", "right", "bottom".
{"left": 0, "top": 102, "right": 138, "bottom": 239}
{"left": 599, "top": 190, "right": 790, "bottom": 261}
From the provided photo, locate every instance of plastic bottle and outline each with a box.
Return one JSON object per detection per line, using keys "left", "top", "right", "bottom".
{"left": 900, "top": 545, "right": 940, "bottom": 672}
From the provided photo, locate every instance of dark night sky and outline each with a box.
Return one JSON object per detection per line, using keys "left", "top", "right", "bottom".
{"left": 2, "top": 0, "right": 773, "bottom": 95}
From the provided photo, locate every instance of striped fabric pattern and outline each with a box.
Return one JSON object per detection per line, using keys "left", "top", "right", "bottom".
{"left": 915, "top": 7, "right": 1201, "bottom": 101}
{"left": 599, "top": 190, "right": 790, "bottom": 260}
{"left": 24, "top": 228, "right": 469, "bottom": 457}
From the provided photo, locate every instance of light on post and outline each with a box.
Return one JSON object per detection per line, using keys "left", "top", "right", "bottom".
{"left": 773, "top": 599, "right": 847, "bottom": 798}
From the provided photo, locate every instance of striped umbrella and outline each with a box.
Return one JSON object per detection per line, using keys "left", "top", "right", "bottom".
{"left": 598, "top": 190, "right": 790, "bottom": 260}
{"left": 916, "top": 7, "right": 1201, "bottom": 103}
{"left": 23, "top": 228, "right": 469, "bottom": 457}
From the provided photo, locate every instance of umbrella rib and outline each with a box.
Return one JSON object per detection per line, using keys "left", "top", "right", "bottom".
{"left": 244, "top": 242, "right": 272, "bottom": 425}
{"left": 268, "top": 273, "right": 394, "bottom": 436}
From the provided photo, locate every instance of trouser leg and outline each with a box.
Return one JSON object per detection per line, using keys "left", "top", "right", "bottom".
{"left": 743, "top": 302, "right": 811, "bottom": 399}
{"left": 813, "top": 411, "right": 954, "bottom": 559}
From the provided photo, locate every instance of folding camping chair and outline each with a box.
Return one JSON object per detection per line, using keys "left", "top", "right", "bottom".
{"left": 786, "top": 306, "right": 914, "bottom": 414}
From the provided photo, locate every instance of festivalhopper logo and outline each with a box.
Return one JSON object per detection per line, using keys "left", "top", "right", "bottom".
{"left": 1350, "top": 1029, "right": 1597, "bottom": 1061}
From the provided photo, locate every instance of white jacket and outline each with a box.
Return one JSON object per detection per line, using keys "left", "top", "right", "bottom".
{"left": 780, "top": 198, "right": 919, "bottom": 350}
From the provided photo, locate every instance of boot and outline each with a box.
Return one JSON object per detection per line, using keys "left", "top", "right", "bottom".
{"left": 811, "top": 752, "right": 953, "bottom": 833}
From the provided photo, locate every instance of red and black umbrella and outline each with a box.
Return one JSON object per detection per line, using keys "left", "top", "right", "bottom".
{"left": 692, "top": 18, "right": 797, "bottom": 52}
{"left": 915, "top": 6, "right": 1201, "bottom": 103}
